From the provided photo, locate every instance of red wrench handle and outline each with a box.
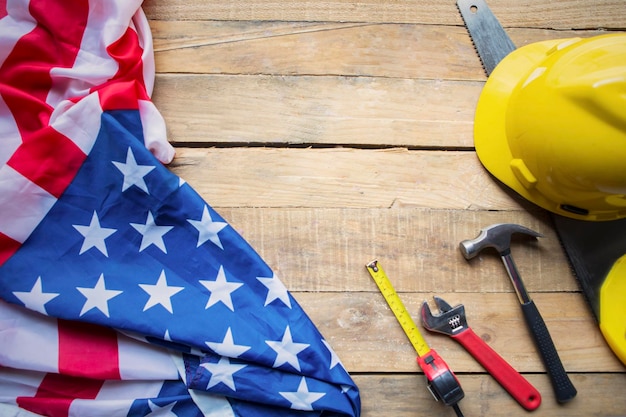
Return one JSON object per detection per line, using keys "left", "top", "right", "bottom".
{"left": 452, "top": 328, "right": 541, "bottom": 411}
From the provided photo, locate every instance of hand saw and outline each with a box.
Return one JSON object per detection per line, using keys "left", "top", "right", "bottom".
{"left": 456, "top": 0, "right": 626, "bottom": 371}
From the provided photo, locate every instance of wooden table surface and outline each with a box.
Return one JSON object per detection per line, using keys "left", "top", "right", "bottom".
{"left": 142, "top": 1, "right": 626, "bottom": 416}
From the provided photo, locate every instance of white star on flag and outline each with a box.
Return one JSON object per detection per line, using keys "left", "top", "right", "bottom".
{"left": 145, "top": 400, "right": 178, "bottom": 417}
{"left": 12, "top": 277, "right": 59, "bottom": 315}
{"left": 257, "top": 273, "right": 291, "bottom": 308}
{"left": 76, "top": 273, "right": 122, "bottom": 317}
{"left": 266, "top": 326, "right": 310, "bottom": 372}
{"left": 72, "top": 211, "right": 117, "bottom": 256}
{"left": 139, "top": 270, "right": 184, "bottom": 313}
{"left": 112, "top": 147, "right": 155, "bottom": 193}
{"left": 131, "top": 211, "right": 173, "bottom": 253}
{"left": 200, "top": 266, "right": 243, "bottom": 311}
{"left": 187, "top": 205, "right": 228, "bottom": 249}
{"left": 322, "top": 339, "right": 342, "bottom": 370}
{"left": 205, "top": 327, "right": 251, "bottom": 358}
{"left": 279, "top": 377, "right": 326, "bottom": 411}
{"left": 201, "top": 356, "right": 248, "bottom": 391}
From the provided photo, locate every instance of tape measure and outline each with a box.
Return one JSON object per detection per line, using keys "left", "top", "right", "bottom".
{"left": 366, "top": 260, "right": 465, "bottom": 410}
{"left": 366, "top": 260, "right": 430, "bottom": 356}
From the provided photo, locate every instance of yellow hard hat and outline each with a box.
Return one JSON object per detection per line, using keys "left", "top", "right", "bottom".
{"left": 474, "top": 34, "right": 626, "bottom": 221}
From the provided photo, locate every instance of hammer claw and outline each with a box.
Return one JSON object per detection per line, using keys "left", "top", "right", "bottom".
{"left": 459, "top": 223, "right": 543, "bottom": 258}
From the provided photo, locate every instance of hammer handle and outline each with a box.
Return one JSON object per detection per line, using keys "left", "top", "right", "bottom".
{"left": 521, "top": 300, "right": 577, "bottom": 403}
{"left": 453, "top": 328, "right": 541, "bottom": 410}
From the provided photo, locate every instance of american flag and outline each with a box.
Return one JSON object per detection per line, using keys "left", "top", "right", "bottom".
{"left": 0, "top": 1, "right": 361, "bottom": 416}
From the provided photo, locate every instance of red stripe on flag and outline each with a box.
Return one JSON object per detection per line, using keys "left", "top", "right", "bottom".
{"left": 0, "top": 0, "right": 88, "bottom": 134}
{"left": 0, "top": 232, "right": 21, "bottom": 266}
{"left": 58, "top": 319, "right": 121, "bottom": 380}
{"left": 97, "top": 27, "right": 150, "bottom": 110}
{"left": 6, "top": 127, "right": 86, "bottom": 198}
{"left": 17, "top": 373, "right": 104, "bottom": 417}
{"left": 0, "top": 0, "right": 7, "bottom": 19}
{"left": 15, "top": 318, "right": 121, "bottom": 416}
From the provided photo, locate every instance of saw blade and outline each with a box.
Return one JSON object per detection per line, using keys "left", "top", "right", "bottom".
{"left": 457, "top": 0, "right": 516, "bottom": 76}
{"left": 552, "top": 215, "right": 626, "bottom": 321}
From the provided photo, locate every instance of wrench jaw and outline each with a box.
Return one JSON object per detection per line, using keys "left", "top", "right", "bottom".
{"left": 421, "top": 297, "right": 469, "bottom": 336}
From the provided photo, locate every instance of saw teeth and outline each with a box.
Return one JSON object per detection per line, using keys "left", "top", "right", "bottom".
{"left": 456, "top": 2, "right": 489, "bottom": 77}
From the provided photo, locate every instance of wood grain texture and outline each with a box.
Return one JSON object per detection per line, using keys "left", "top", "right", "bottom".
{"left": 215, "top": 207, "right": 572, "bottom": 293}
{"left": 169, "top": 148, "right": 524, "bottom": 209}
{"left": 354, "top": 374, "right": 626, "bottom": 416}
{"left": 152, "top": 24, "right": 485, "bottom": 78}
{"left": 153, "top": 75, "right": 482, "bottom": 147}
{"left": 143, "top": 0, "right": 626, "bottom": 30}
{"left": 151, "top": 22, "right": 612, "bottom": 78}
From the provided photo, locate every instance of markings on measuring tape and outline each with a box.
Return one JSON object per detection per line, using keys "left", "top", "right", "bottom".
{"left": 366, "top": 260, "right": 430, "bottom": 357}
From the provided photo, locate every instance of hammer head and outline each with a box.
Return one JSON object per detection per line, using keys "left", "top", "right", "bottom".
{"left": 460, "top": 223, "right": 543, "bottom": 259}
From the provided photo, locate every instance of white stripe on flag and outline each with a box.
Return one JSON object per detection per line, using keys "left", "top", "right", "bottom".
{"left": 0, "top": 93, "right": 22, "bottom": 167}
{"left": 0, "top": 1, "right": 37, "bottom": 67}
{"left": 138, "top": 100, "right": 175, "bottom": 164}
{"left": 0, "top": 302, "right": 60, "bottom": 374}
{"left": 0, "top": 165, "right": 57, "bottom": 243}
{"left": 46, "top": 1, "right": 144, "bottom": 109}
{"left": 132, "top": 9, "right": 155, "bottom": 96}
{"left": 0, "top": 3, "right": 35, "bottom": 166}
{"left": 0, "top": 403, "right": 43, "bottom": 417}
{"left": 188, "top": 389, "right": 238, "bottom": 417}
{"left": 1, "top": 300, "right": 180, "bottom": 380}
{"left": 0, "top": 367, "right": 44, "bottom": 403}
{"left": 117, "top": 334, "right": 179, "bottom": 381}
{"left": 94, "top": 380, "right": 165, "bottom": 402}
{"left": 67, "top": 380, "right": 165, "bottom": 417}
{"left": 49, "top": 93, "right": 102, "bottom": 157}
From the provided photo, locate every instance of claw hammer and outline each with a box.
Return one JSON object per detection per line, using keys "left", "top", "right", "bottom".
{"left": 460, "top": 223, "right": 577, "bottom": 403}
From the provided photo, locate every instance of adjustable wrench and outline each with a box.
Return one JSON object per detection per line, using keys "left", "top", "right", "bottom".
{"left": 421, "top": 296, "right": 541, "bottom": 411}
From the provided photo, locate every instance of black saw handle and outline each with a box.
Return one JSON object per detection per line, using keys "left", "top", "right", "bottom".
{"left": 521, "top": 300, "right": 577, "bottom": 403}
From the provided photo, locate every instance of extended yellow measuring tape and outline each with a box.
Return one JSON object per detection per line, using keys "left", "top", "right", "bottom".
{"left": 366, "top": 259, "right": 430, "bottom": 356}
{"left": 366, "top": 259, "right": 466, "bottom": 411}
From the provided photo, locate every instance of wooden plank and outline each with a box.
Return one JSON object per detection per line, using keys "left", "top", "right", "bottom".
{"left": 143, "top": 0, "right": 626, "bottom": 30}
{"left": 151, "top": 21, "right": 365, "bottom": 53}
{"left": 296, "top": 292, "right": 623, "bottom": 373}
{"left": 151, "top": 25, "right": 618, "bottom": 147}
{"left": 151, "top": 22, "right": 612, "bottom": 78}
{"left": 152, "top": 24, "right": 485, "bottom": 79}
{"left": 169, "top": 148, "right": 525, "bottom": 210}
{"left": 354, "top": 373, "right": 626, "bottom": 416}
{"left": 216, "top": 208, "right": 573, "bottom": 293}
{"left": 152, "top": 75, "right": 481, "bottom": 147}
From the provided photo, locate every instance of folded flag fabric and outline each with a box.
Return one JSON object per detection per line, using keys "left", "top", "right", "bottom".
{"left": 1, "top": 300, "right": 228, "bottom": 417}
{"left": 0, "top": 1, "right": 361, "bottom": 416}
